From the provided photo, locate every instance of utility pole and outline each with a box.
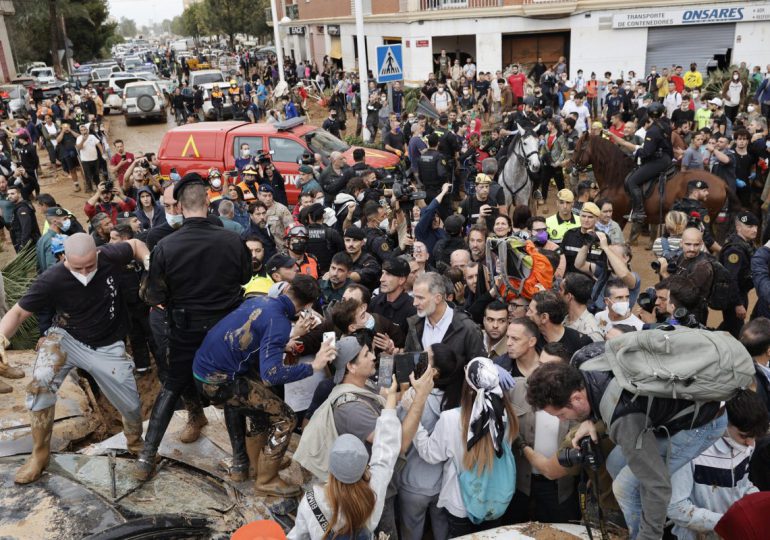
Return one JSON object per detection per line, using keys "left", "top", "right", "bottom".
{"left": 270, "top": 0, "right": 285, "bottom": 83}
{"left": 354, "top": 0, "right": 369, "bottom": 141}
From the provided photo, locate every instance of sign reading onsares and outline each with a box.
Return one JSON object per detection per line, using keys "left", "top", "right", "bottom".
{"left": 613, "top": 3, "right": 770, "bottom": 28}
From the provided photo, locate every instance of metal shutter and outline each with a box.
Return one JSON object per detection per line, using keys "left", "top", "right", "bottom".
{"left": 645, "top": 24, "right": 735, "bottom": 74}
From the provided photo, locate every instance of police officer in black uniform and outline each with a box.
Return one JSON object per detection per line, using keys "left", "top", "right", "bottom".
{"left": 625, "top": 101, "right": 673, "bottom": 222}
{"left": 136, "top": 173, "right": 252, "bottom": 480}
{"left": 672, "top": 180, "right": 719, "bottom": 253}
{"left": 719, "top": 210, "right": 758, "bottom": 337}
{"left": 343, "top": 226, "right": 382, "bottom": 292}
{"left": 434, "top": 114, "right": 459, "bottom": 194}
{"left": 300, "top": 203, "right": 344, "bottom": 275}
{"left": 362, "top": 200, "right": 397, "bottom": 264}
{"left": 417, "top": 133, "right": 450, "bottom": 217}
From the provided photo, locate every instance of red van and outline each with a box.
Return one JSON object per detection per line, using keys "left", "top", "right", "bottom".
{"left": 157, "top": 117, "right": 400, "bottom": 206}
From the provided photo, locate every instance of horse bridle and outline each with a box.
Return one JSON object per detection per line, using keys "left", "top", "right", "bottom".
{"left": 571, "top": 133, "right": 590, "bottom": 173}
{"left": 511, "top": 131, "right": 540, "bottom": 174}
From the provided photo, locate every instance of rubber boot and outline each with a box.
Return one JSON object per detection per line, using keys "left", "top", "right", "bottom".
{"left": 178, "top": 401, "right": 208, "bottom": 444}
{"left": 134, "top": 387, "right": 177, "bottom": 481}
{"left": 255, "top": 447, "right": 301, "bottom": 498}
{"left": 246, "top": 433, "right": 268, "bottom": 479}
{"left": 0, "top": 378, "right": 12, "bottom": 394}
{"left": 0, "top": 360, "right": 25, "bottom": 380}
{"left": 224, "top": 406, "right": 249, "bottom": 482}
{"left": 14, "top": 407, "right": 55, "bottom": 484}
{"left": 123, "top": 417, "right": 144, "bottom": 455}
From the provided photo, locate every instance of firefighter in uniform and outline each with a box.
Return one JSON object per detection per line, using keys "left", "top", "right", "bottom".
{"left": 417, "top": 133, "right": 450, "bottom": 219}
{"left": 719, "top": 210, "right": 758, "bottom": 337}
{"left": 237, "top": 163, "right": 262, "bottom": 202}
{"left": 227, "top": 79, "right": 241, "bottom": 104}
{"left": 672, "top": 180, "right": 719, "bottom": 253}
{"left": 624, "top": 101, "right": 673, "bottom": 223}
{"left": 285, "top": 225, "right": 319, "bottom": 279}
{"left": 136, "top": 173, "right": 252, "bottom": 481}
{"left": 206, "top": 168, "right": 226, "bottom": 214}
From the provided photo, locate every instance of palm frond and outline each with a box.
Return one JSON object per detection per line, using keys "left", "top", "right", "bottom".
{"left": 3, "top": 245, "right": 39, "bottom": 349}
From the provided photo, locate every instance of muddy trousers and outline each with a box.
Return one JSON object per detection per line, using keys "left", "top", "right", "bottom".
{"left": 27, "top": 328, "right": 141, "bottom": 426}
{"left": 196, "top": 374, "right": 296, "bottom": 457}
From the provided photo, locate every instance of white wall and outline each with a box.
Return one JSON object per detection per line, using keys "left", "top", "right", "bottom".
{"left": 476, "top": 33, "right": 501, "bottom": 76}
{"left": 404, "top": 37, "right": 434, "bottom": 84}
{"left": 733, "top": 21, "right": 770, "bottom": 68}
{"left": 569, "top": 12, "right": 648, "bottom": 80}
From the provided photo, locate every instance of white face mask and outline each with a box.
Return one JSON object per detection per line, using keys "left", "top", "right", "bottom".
{"left": 356, "top": 192, "right": 365, "bottom": 202}
{"left": 70, "top": 269, "right": 97, "bottom": 286}
{"left": 733, "top": 76, "right": 740, "bottom": 81}
{"left": 61, "top": 218, "right": 71, "bottom": 232}
{"left": 211, "top": 178, "right": 222, "bottom": 189}
{"left": 166, "top": 212, "right": 184, "bottom": 228}
{"left": 379, "top": 218, "right": 389, "bottom": 231}
{"left": 241, "top": 149, "right": 250, "bottom": 157}
{"left": 611, "top": 301, "right": 630, "bottom": 317}
{"left": 748, "top": 105, "right": 756, "bottom": 113}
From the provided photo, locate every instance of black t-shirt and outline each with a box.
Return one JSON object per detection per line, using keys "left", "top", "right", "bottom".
{"left": 537, "top": 326, "right": 593, "bottom": 358}
{"left": 382, "top": 130, "right": 405, "bottom": 151}
{"left": 460, "top": 196, "right": 497, "bottom": 231}
{"left": 561, "top": 228, "right": 607, "bottom": 275}
{"left": 671, "top": 108, "right": 694, "bottom": 127}
{"left": 19, "top": 243, "right": 134, "bottom": 347}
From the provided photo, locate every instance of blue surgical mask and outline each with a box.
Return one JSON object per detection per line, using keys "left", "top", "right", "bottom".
{"left": 61, "top": 218, "right": 71, "bottom": 232}
{"left": 365, "top": 314, "right": 376, "bottom": 330}
{"left": 166, "top": 213, "right": 183, "bottom": 228}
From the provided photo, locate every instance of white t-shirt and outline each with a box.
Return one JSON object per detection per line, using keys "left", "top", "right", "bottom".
{"left": 595, "top": 310, "right": 645, "bottom": 335}
{"left": 77, "top": 134, "right": 100, "bottom": 162}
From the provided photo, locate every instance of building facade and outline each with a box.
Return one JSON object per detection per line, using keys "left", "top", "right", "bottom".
{"left": 273, "top": 0, "right": 770, "bottom": 84}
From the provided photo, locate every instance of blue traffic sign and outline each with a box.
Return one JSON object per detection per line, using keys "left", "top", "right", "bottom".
{"left": 376, "top": 44, "right": 403, "bottom": 83}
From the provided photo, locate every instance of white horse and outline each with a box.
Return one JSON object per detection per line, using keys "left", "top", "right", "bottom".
{"left": 499, "top": 124, "right": 541, "bottom": 208}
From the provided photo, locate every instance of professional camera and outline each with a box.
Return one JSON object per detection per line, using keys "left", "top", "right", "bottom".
{"left": 557, "top": 435, "right": 602, "bottom": 471}
{"left": 103, "top": 180, "right": 114, "bottom": 193}
{"left": 583, "top": 231, "right": 600, "bottom": 248}
{"left": 392, "top": 179, "right": 426, "bottom": 203}
{"left": 636, "top": 287, "right": 657, "bottom": 314}
{"left": 672, "top": 307, "right": 701, "bottom": 328}
{"left": 650, "top": 257, "right": 677, "bottom": 274}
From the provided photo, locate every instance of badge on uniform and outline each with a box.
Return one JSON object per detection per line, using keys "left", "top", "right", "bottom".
{"left": 703, "top": 215, "right": 710, "bottom": 223}
{"left": 728, "top": 253, "right": 739, "bottom": 264}
{"left": 381, "top": 243, "right": 389, "bottom": 252}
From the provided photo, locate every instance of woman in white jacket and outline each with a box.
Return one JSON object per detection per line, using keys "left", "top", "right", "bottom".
{"left": 289, "top": 377, "right": 402, "bottom": 540}
{"left": 412, "top": 357, "right": 519, "bottom": 538}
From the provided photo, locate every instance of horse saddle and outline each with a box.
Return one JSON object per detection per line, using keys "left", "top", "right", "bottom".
{"left": 623, "top": 163, "right": 679, "bottom": 198}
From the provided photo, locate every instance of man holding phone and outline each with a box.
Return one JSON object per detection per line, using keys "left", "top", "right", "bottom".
{"left": 108, "top": 139, "right": 134, "bottom": 187}
{"left": 459, "top": 173, "right": 503, "bottom": 230}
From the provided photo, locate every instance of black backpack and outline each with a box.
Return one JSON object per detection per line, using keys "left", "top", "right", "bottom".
{"left": 706, "top": 256, "right": 736, "bottom": 311}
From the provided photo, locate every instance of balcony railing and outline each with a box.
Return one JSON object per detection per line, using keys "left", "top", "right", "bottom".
{"left": 419, "top": 0, "right": 503, "bottom": 10}
{"left": 522, "top": 0, "right": 575, "bottom": 3}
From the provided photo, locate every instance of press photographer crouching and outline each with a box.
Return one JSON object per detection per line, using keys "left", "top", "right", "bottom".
{"left": 646, "top": 275, "right": 704, "bottom": 329}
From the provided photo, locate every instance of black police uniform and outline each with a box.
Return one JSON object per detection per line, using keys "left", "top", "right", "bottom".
{"left": 364, "top": 225, "right": 397, "bottom": 264}
{"left": 561, "top": 228, "right": 607, "bottom": 275}
{"left": 369, "top": 290, "right": 417, "bottom": 333}
{"left": 350, "top": 251, "right": 382, "bottom": 292}
{"left": 417, "top": 149, "right": 450, "bottom": 218}
{"left": 672, "top": 197, "right": 716, "bottom": 250}
{"left": 719, "top": 232, "right": 755, "bottom": 337}
{"left": 9, "top": 200, "right": 41, "bottom": 252}
{"left": 140, "top": 176, "right": 252, "bottom": 473}
{"left": 625, "top": 118, "right": 673, "bottom": 217}
{"left": 306, "top": 223, "right": 344, "bottom": 275}
{"left": 435, "top": 125, "right": 459, "bottom": 192}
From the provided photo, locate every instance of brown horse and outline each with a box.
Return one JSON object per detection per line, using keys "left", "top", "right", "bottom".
{"left": 571, "top": 133, "right": 738, "bottom": 228}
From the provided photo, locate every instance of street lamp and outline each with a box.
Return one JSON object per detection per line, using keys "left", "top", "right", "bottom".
{"left": 269, "top": 0, "right": 286, "bottom": 83}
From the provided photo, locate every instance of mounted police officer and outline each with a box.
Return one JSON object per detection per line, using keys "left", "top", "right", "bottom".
{"left": 624, "top": 101, "right": 673, "bottom": 223}
{"left": 719, "top": 211, "right": 758, "bottom": 337}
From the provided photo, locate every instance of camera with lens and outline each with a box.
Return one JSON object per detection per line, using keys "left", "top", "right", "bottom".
{"left": 650, "top": 256, "right": 677, "bottom": 274}
{"left": 636, "top": 287, "right": 657, "bottom": 313}
{"left": 583, "top": 231, "right": 600, "bottom": 249}
{"left": 392, "top": 179, "right": 426, "bottom": 203}
{"left": 103, "top": 180, "right": 114, "bottom": 193}
{"left": 672, "top": 307, "right": 701, "bottom": 328}
{"left": 557, "top": 435, "right": 602, "bottom": 471}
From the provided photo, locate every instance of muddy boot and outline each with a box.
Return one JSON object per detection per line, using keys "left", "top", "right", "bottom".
{"left": 255, "top": 447, "right": 301, "bottom": 498}
{"left": 0, "top": 360, "right": 25, "bottom": 380}
{"left": 224, "top": 407, "right": 249, "bottom": 482}
{"left": 178, "top": 403, "right": 208, "bottom": 444}
{"left": 0, "top": 379, "right": 12, "bottom": 394}
{"left": 246, "top": 433, "right": 268, "bottom": 479}
{"left": 134, "top": 387, "right": 177, "bottom": 481}
{"left": 14, "top": 407, "right": 55, "bottom": 484}
{"left": 123, "top": 418, "right": 144, "bottom": 456}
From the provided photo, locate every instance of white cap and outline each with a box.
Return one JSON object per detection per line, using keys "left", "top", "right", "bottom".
{"left": 708, "top": 97, "right": 723, "bottom": 107}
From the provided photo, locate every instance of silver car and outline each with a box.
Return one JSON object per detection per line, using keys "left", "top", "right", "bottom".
{"left": 0, "top": 84, "right": 29, "bottom": 119}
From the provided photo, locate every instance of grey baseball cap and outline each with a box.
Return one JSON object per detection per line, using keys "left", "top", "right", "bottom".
{"left": 332, "top": 336, "right": 364, "bottom": 384}
{"left": 329, "top": 433, "right": 369, "bottom": 483}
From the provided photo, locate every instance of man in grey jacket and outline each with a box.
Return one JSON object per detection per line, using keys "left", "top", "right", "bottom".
{"left": 404, "top": 272, "right": 485, "bottom": 362}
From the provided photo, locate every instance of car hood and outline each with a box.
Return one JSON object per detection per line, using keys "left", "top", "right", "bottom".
{"left": 341, "top": 147, "right": 400, "bottom": 169}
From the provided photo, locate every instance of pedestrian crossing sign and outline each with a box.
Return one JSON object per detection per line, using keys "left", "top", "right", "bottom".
{"left": 376, "top": 44, "right": 403, "bottom": 83}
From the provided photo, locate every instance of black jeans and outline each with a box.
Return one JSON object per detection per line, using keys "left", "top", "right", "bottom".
{"left": 127, "top": 302, "right": 155, "bottom": 370}
{"left": 503, "top": 476, "right": 580, "bottom": 525}
{"left": 625, "top": 155, "right": 670, "bottom": 212}
{"left": 719, "top": 290, "right": 749, "bottom": 338}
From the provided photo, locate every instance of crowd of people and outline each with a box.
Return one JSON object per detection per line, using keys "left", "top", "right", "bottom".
{"left": 3, "top": 49, "right": 770, "bottom": 540}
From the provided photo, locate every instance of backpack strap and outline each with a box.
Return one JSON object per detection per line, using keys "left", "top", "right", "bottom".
{"left": 598, "top": 378, "right": 624, "bottom": 430}
{"left": 305, "top": 488, "right": 330, "bottom": 532}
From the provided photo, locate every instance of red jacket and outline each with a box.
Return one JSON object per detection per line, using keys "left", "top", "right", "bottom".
{"left": 84, "top": 198, "right": 136, "bottom": 223}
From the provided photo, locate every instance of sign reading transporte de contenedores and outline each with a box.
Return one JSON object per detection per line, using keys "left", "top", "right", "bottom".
{"left": 613, "top": 3, "right": 770, "bottom": 28}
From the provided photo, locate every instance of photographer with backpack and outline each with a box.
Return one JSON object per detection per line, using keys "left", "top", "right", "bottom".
{"left": 526, "top": 328, "right": 755, "bottom": 540}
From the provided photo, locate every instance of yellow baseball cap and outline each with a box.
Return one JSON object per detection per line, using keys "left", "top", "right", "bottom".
{"left": 557, "top": 189, "right": 574, "bottom": 202}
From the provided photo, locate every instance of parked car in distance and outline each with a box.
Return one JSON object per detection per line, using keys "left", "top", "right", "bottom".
{"left": 122, "top": 81, "right": 166, "bottom": 125}
{"left": 104, "top": 74, "right": 149, "bottom": 114}
{"left": 0, "top": 84, "right": 29, "bottom": 118}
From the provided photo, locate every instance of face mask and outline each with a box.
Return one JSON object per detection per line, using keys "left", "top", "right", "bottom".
{"left": 379, "top": 218, "right": 389, "bottom": 231}
{"left": 241, "top": 149, "right": 250, "bottom": 157}
{"left": 61, "top": 218, "right": 71, "bottom": 232}
{"left": 748, "top": 105, "right": 756, "bottom": 113}
{"left": 725, "top": 436, "right": 751, "bottom": 453}
{"left": 733, "top": 76, "right": 740, "bottom": 81}
{"left": 166, "top": 212, "right": 184, "bottom": 228}
{"left": 356, "top": 192, "right": 365, "bottom": 202}
{"left": 365, "top": 314, "right": 376, "bottom": 330}
{"left": 611, "top": 301, "right": 630, "bottom": 317}
{"left": 70, "top": 263, "right": 97, "bottom": 287}
{"left": 290, "top": 239, "right": 307, "bottom": 254}
{"left": 210, "top": 178, "right": 222, "bottom": 190}
{"left": 692, "top": 93, "right": 699, "bottom": 99}
{"left": 533, "top": 230, "right": 548, "bottom": 246}
{"left": 651, "top": 70, "right": 656, "bottom": 75}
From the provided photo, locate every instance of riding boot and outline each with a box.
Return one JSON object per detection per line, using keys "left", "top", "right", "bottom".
{"left": 255, "top": 446, "right": 301, "bottom": 498}
{"left": 224, "top": 406, "right": 249, "bottom": 482}
{"left": 134, "top": 387, "right": 177, "bottom": 481}
{"left": 178, "top": 397, "right": 208, "bottom": 444}
{"left": 14, "top": 407, "right": 55, "bottom": 484}
{"left": 0, "top": 360, "right": 25, "bottom": 380}
{"left": 627, "top": 185, "right": 647, "bottom": 222}
{"left": 123, "top": 417, "right": 144, "bottom": 456}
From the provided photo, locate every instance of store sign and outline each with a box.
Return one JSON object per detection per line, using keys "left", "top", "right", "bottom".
{"left": 327, "top": 25, "right": 340, "bottom": 36}
{"left": 288, "top": 26, "right": 305, "bottom": 35}
{"left": 613, "top": 3, "right": 770, "bottom": 28}
{"left": 416, "top": 39, "right": 430, "bottom": 48}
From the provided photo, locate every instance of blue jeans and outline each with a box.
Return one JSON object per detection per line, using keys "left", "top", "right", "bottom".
{"left": 609, "top": 413, "right": 727, "bottom": 539}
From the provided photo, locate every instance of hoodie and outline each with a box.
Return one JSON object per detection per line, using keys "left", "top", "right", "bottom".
{"left": 134, "top": 187, "right": 165, "bottom": 230}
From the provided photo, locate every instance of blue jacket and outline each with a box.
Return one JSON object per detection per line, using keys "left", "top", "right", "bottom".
{"left": 193, "top": 295, "right": 313, "bottom": 384}
{"left": 134, "top": 187, "right": 165, "bottom": 230}
{"left": 414, "top": 198, "right": 447, "bottom": 259}
{"left": 755, "top": 77, "right": 770, "bottom": 105}
{"left": 752, "top": 246, "right": 770, "bottom": 319}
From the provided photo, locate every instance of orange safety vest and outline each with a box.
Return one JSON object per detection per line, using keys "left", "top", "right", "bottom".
{"left": 298, "top": 253, "right": 319, "bottom": 279}
{"left": 238, "top": 180, "right": 260, "bottom": 201}
{"left": 207, "top": 188, "right": 224, "bottom": 203}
